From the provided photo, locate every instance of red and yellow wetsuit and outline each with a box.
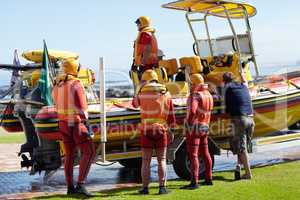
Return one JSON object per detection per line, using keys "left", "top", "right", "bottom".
{"left": 52, "top": 75, "right": 96, "bottom": 187}
{"left": 134, "top": 27, "right": 158, "bottom": 72}
{"left": 185, "top": 84, "right": 214, "bottom": 183}
{"left": 132, "top": 82, "right": 176, "bottom": 187}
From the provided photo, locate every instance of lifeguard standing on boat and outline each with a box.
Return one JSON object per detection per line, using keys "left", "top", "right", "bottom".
{"left": 132, "top": 16, "right": 159, "bottom": 75}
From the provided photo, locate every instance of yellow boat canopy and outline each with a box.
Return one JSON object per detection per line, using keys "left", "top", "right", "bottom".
{"left": 162, "top": 0, "right": 257, "bottom": 19}
{"left": 22, "top": 49, "right": 79, "bottom": 63}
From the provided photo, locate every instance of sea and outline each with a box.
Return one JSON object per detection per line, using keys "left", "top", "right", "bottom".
{"left": 0, "top": 64, "right": 299, "bottom": 92}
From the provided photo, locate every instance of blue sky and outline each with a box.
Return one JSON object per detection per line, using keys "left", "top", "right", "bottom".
{"left": 0, "top": 0, "right": 299, "bottom": 83}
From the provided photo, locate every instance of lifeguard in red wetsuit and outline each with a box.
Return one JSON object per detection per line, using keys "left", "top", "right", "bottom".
{"left": 133, "top": 16, "right": 158, "bottom": 74}
{"left": 52, "top": 58, "right": 95, "bottom": 197}
{"left": 181, "top": 73, "right": 214, "bottom": 190}
{"left": 132, "top": 69, "right": 176, "bottom": 195}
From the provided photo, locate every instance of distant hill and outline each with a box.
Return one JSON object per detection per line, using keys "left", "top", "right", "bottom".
{"left": 0, "top": 82, "right": 134, "bottom": 99}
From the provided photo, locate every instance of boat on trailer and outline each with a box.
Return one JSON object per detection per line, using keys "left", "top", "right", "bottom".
{"left": 1, "top": 0, "right": 300, "bottom": 179}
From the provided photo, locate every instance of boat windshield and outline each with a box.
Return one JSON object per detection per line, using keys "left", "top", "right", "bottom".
{"left": 197, "top": 34, "right": 252, "bottom": 57}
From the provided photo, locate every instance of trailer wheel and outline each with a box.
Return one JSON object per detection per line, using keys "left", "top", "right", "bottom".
{"left": 118, "top": 158, "right": 143, "bottom": 169}
{"left": 172, "top": 144, "right": 215, "bottom": 180}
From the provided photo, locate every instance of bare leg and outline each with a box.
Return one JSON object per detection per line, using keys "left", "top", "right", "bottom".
{"left": 239, "top": 151, "right": 252, "bottom": 178}
{"left": 141, "top": 148, "right": 152, "bottom": 188}
{"left": 156, "top": 147, "right": 167, "bottom": 186}
{"left": 238, "top": 154, "right": 242, "bottom": 166}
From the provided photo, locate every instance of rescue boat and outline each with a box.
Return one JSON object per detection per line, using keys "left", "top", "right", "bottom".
{"left": 1, "top": 0, "right": 300, "bottom": 180}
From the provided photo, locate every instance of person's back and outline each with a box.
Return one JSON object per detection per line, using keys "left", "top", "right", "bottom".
{"left": 186, "top": 84, "right": 213, "bottom": 126}
{"left": 52, "top": 76, "right": 87, "bottom": 123}
{"left": 224, "top": 82, "right": 253, "bottom": 116}
{"left": 137, "top": 82, "right": 172, "bottom": 123}
{"left": 133, "top": 81, "right": 176, "bottom": 140}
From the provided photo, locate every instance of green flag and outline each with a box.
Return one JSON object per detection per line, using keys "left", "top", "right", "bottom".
{"left": 38, "top": 41, "right": 53, "bottom": 105}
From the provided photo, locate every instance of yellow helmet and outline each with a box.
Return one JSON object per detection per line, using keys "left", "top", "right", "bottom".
{"left": 141, "top": 69, "right": 158, "bottom": 82}
{"left": 190, "top": 73, "right": 204, "bottom": 85}
{"left": 31, "top": 70, "right": 41, "bottom": 87}
{"left": 135, "top": 16, "right": 151, "bottom": 28}
{"left": 62, "top": 58, "right": 80, "bottom": 76}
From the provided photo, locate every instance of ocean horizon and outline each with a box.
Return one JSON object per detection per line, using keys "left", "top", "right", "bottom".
{"left": 0, "top": 64, "right": 299, "bottom": 88}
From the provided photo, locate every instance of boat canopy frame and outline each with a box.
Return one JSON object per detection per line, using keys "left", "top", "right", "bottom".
{"left": 163, "top": 0, "right": 259, "bottom": 78}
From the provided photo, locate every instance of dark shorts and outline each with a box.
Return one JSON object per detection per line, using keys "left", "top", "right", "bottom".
{"left": 230, "top": 116, "right": 255, "bottom": 154}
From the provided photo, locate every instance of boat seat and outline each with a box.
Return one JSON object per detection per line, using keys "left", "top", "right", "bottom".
{"left": 179, "top": 56, "right": 203, "bottom": 74}
{"left": 166, "top": 81, "right": 188, "bottom": 97}
{"left": 78, "top": 68, "right": 96, "bottom": 86}
{"left": 159, "top": 58, "right": 178, "bottom": 77}
{"left": 204, "top": 72, "right": 224, "bottom": 87}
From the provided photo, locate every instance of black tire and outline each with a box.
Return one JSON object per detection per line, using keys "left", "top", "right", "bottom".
{"left": 172, "top": 144, "right": 215, "bottom": 180}
{"left": 118, "top": 158, "right": 143, "bottom": 169}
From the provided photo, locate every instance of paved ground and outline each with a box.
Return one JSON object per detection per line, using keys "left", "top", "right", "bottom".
{"left": 0, "top": 144, "right": 22, "bottom": 172}
{"left": 0, "top": 139, "right": 299, "bottom": 200}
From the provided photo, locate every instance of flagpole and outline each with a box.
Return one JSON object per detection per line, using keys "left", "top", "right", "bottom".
{"left": 99, "top": 57, "right": 107, "bottom": 162}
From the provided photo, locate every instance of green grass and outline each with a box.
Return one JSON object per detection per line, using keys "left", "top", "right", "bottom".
{"left": 34, "top": 161, "right": 300, "bottom": 200}
{"left": 0, "top": 128, "right": 25, "bottom": 144}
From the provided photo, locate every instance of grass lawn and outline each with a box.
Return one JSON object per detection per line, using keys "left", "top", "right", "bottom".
{"left": 0, "top": 128, "right": 25, "bottom": 144}
{"left": 34, "top": 160, "right": 300, "bottom": 200}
